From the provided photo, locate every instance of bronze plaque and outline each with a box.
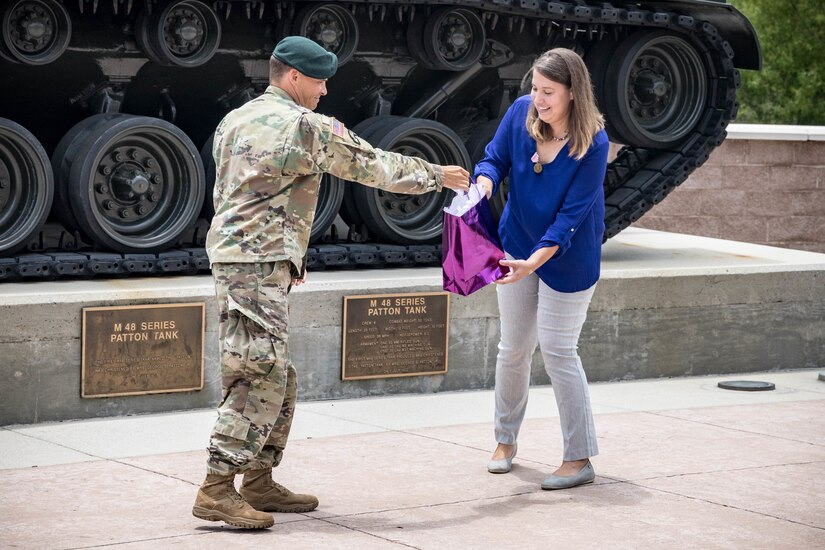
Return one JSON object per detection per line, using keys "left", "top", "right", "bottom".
{"left": 81, "top": 303, "right": 205, "bottom": 398}
{"left": 342, "top": 292, "right": 449, "bottom": 380}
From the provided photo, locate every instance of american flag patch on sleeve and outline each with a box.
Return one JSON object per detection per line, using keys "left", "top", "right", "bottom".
{"left": 332, "top": 118, "right": 346, "bottom": 138}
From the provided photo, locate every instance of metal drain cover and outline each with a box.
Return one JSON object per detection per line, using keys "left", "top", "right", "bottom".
{"left": 717, "top": 380, "right": 776, "bottom": 391}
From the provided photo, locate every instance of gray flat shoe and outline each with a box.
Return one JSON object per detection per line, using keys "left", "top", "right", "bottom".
{"left": 487, "top": 443, "right": 517, "bottom": 474}
{"left": 541, "top": 461, "right": 595, "bottom": 490}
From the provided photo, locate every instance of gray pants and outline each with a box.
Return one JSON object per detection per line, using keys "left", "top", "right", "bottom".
{"left": 494, "top": 273, "right": 598, "bottom": 461}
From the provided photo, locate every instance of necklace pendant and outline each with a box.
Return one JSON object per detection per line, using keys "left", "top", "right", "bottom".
{"left": 533, "top": 162, "right": 543, "bottom": 174}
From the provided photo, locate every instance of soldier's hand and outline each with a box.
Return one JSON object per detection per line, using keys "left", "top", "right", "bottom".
{"left": 293, "top": 270, "right": 308, "bottom": 286}
{"left": 441, "top": 165, "right": 470, "bottom": 193}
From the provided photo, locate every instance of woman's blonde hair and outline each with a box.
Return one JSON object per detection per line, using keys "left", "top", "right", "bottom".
{"left": 526, "top": 48, "right": 604, "bottom": 160}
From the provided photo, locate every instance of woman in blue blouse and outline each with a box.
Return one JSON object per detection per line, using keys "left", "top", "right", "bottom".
{"left": 475, "top": 48, "right": 609, "bottom": 490}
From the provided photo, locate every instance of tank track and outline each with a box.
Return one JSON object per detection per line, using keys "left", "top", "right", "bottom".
{"left": 0, "top": 0, "right": 740, "bottom": 282}
{"left": 0, "top": 242, "right": 444, "bottom": 280}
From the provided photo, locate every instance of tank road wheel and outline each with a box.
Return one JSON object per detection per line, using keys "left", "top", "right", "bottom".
{"left": 0, "top": 118, "right": 53, "bottom": 255}
{"left": 335, "top": 117, "right": 389, "bottom": 228}
{"left": 410, "top": 8, "right": 485, "bottom": 72}
{"left": 294, "top": 3, "right": 358, "bottom": 66}
{"left": 136, "top": 0, "right": 221, "bottom": 67}
{"left": 51, "top": 114, "right": 127, "bottom": 232}
{"left": 0, "top": 0, "right": 71, "bottom": 65}
{"left": 59, "top": 115, "right": 204, "bottom": 252}
{"left": 586, "top": 36, "right": 623, "bottom": 143}
{"left": 199, "top": 134, "right": 215, "bottom": 218}
{"left": 604, "top": 31, "right": 707, "bottom": 148}
{"left": 310, "top": 175, "right": 344, "bottom": 243}
{"left": 343, "top": 116, "right": 470, "bottom": 244}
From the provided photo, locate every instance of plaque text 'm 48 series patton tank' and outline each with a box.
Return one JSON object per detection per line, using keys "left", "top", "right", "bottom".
{"left": 0, "top": 0, "right": 760, "bottom": 280}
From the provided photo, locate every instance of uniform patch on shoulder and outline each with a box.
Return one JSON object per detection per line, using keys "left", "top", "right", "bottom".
{"left": 332, "top": 118, "right": 346, "bottom": 138}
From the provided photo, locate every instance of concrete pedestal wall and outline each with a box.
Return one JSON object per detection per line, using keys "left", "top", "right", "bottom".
{"left": 634, "top": 124, "right": 825, "bottom": 254}
{"left": 2, "top": 229, "right": 824, "bottom": 426}
{"left": 0, "top": 284, "right": 223, "bottom": 425}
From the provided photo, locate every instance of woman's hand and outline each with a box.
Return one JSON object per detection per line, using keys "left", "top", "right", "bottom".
{"left": 441, "top": 165, "right": 470, "bottom": 193}
{"left": 495, "top": 258, "right": 535, "bottom": 285}
{"left": 495, "top": 246, "right": 559, "bottom": 285}
{"left": 476, "top": 175, "right": 494, "bottom": 198}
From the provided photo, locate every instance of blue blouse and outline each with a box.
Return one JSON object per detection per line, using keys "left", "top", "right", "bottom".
{"left": 474, "top": 95, "right": 609, "bottom": 293}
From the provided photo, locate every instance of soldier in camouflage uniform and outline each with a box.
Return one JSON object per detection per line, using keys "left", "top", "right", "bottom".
{"left": 192, "top": 36, "right": 470, "bottom": 529}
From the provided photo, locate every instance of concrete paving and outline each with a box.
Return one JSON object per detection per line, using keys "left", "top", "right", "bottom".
{"left": 1, "top": 369, "right": 824, "bottom": 549}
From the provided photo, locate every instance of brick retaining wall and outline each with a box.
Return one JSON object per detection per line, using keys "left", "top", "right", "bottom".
{"left": 632, "top": 125, "right": 825, "bottom": 253}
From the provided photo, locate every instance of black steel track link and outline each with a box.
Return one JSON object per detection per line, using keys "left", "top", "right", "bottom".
{"left": 0, "top": 245, "right": 444, "bottom": 280}
{"left": 1, "top": 0, "right": 739, "bottom": 282}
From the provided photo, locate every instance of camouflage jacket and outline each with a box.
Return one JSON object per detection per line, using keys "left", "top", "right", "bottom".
{"left": 205, "top": 86, "right": 445, "bottom": 270}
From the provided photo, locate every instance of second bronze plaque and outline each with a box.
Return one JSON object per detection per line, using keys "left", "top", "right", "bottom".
{"left": 342, "top": 292, "right": 449, "bottom": 380}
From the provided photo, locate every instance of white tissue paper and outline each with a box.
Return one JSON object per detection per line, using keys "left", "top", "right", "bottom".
{"left": 444, "top": 182, "right": 485, "bottom": 217}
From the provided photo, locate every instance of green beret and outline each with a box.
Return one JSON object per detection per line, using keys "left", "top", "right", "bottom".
{"left": 272, "top": 36, "right": 338, "bottom": 79}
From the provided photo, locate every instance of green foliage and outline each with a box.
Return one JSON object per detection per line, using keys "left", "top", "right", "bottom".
{"left": 729, "top": 0, "right": 825, "bottom": 124}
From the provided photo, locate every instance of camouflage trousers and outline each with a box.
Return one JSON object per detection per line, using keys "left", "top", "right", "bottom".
{"left": 206, "top": 261, "right": 297, "bottom": 475}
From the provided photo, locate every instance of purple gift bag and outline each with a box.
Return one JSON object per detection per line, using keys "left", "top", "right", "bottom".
{"left": 442, "top": 192, "right": 508, "bottom": 296}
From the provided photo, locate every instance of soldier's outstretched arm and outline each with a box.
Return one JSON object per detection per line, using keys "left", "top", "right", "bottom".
{"left": 302, "top": 115, "right": 469, "bottom": 194}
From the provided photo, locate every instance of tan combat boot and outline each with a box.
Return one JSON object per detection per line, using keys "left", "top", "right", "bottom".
{"left": 192, "top": 473, "right": 275, "bottom": 529}
{"left": 240, "top": 468, "right": 319, "bottom": 513}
